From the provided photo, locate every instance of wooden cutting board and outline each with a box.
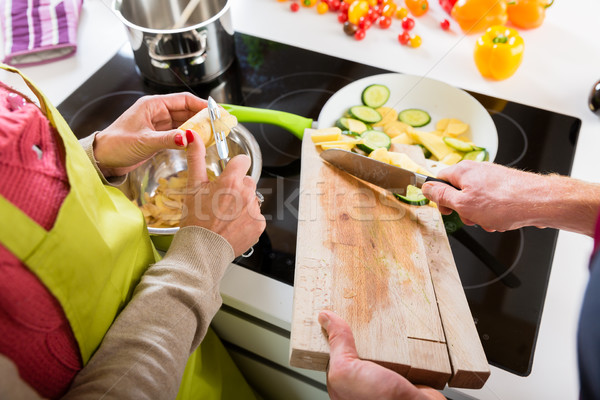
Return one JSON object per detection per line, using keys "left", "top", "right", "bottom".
{"left": 289, "top": 129, "right": 490, "bottom": 389}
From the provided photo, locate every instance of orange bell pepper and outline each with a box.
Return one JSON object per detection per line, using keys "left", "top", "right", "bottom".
{"left": 474, "top": 25, "right": 524, "bottom": 80}
{"left": 451, "top": 0, "right": 508, "bottom": 33}
{"left": 507, "top": 0, "right": 553, "bottom": 29}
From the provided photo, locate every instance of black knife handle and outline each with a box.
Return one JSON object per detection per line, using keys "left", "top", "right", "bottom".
{"left": 424, "top": 175, "right": 460, "bottom": 190}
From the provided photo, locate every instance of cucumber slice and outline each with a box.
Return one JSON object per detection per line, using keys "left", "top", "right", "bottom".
{"left": 443, "top": 137, "right": 474, "bottom": 152}
{"left": 356, "top": 130, "right": 392, "bottom": 153}
{"left": 361, "top": 84, "right": 390, "bottom": 108}
{"left": 336, "top": 117, "right": 368, "bottom": 134}
{"left": 349, "top": 105, "right": 382, "bottom": 124}
{"left": 462, "top": 149, "right": 489, "bottom": 162}
{"left": 416, "top": 144, "right": 432, "bottom": 159}
{"left": 342, "top": 130, "right": 361, "bottom": 137}
{"left": 394, "top": 185, "right": 430, "bottom": 206}
{"left": 398, "top": 108, "right": 431, "bottom": 127}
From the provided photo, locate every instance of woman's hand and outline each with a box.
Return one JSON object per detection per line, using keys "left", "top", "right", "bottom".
{"left": 180, "top": 130, "right": 266, "bottom": 257}
{"left": 93, "top": 93, "right": 207, "bottom": 177}
{"left": 318, "top": 310, "right": 446, "bottom": 400}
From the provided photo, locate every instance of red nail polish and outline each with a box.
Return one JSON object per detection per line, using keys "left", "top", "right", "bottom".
{"left": 174, "top": 134, "right": 184, "bottom": 147}
{"left": 186, "top": 130, "right": 195, "bottom": 144}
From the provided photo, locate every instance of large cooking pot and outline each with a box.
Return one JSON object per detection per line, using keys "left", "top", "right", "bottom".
{"left": 112, "top": 0, "right": 234, "bottom": 86}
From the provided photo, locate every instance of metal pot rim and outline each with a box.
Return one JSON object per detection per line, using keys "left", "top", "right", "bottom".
{"left": 111, "top": 0, "right": 231, "bottom": 35}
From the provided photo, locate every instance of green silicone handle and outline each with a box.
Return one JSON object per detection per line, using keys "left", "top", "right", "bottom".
{"left": 222, "top": 104, "right": 313, "bottom": 140}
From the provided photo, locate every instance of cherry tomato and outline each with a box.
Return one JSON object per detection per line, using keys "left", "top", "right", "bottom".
{"left": 317, "top": 1, "right": 329, "bottom": 13}
{"left": 358, "top": 16, "right": 372, "bottom": 29}
{"left": 440, "top": 18, "right": 450, "bottom": 30}
{"left": 396, "top": 7, "right": 408, "bottom": 18}
{"left": 338, "top": 11, "right": 349, "bottom": 22}
{"left": 401, "top": 17, "right": 415, "bottom": 30}
{"left": 409, "top": 34, "right": 422, "bottom": 48}
{"left": 405, "top": 0, "right": 428, "bottom": 16}
{"left": 343, "top": 21, "right": 359, "bottom": 35}
{"left": 328, "top": 0, "right": 341, "bottom": 10}
{"left": 398, "top": 31, "right": 411, "bottom": 45}
{"left": 381, "top": 1, "right": 397, "bottom": 17}
{"left": 302, "top": 0, "right": 317, "bottom": 6}
{"left": 367, "top": 8, "right": 381, "bottom": 21}
{"left": 355, "top": 28, "right": 367, "bottom": 40}
{"left": 367, "top": 0, "right": 378, "bottom": 5}
{"left": 348, "top": 0, "right": 370, "bottom": 24}
{"left": 339, "top": 1, "right": 349, "bottom": 12}
{"left": 378, "top": 15, "right": 392, "bottom": 28}
{"left": 290, "top": 2, "right": 300, "bottom": 11}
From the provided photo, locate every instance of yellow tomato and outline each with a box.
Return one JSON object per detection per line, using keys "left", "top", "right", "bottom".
{"left": 316, "top": 0, "right": 329, "bottom": 13}
{"left": 348, "top": 0, "right": 370, "bottom": 24}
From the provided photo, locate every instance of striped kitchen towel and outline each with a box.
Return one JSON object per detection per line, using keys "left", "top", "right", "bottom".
{"left": 1, "top": 0, "right": 82, "bottom": 67}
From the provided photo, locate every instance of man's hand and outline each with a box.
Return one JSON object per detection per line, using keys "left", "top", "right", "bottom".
{"left": 318, "top": 310, "right": 446, "bottom": 400}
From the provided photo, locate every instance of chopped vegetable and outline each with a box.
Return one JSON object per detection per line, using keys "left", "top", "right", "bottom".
{"left": 443, "top": 136, "right": 474, "bottom": 152}
{"left": 349, "top": 105, "right": 383, "bottom": 124}
{"left": 398, "top": 108, "right": 431, "bottom": 127}
{"left": 357, "top": 129, "right": 392, "bottom": 153}
{"left": 451, "top": 0, "right": 508, "bottom": 33}
{"left": 336, "top": 117, "right": 368, "bottom": 133}
{"left": 372, "top": 107, "right": 398, "bottom": 127}
{"left": 474, "top": 25, "right": 524, "bottom": 80}
{"left": 462, "top": 149, "right": 489, "bottom": 161}
{"left": 383, "top": 120, "right": 413, "bottom": 137}
{"left": 394, "top": 185, "right": 430, "bottom": 206}
{"left": 361, "top": 84, "right": 390, "bottom": 108}
{"left": 311, "top": 127, "right": 343, "bottom": 143}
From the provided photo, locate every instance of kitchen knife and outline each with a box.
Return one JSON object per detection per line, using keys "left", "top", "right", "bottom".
{"left": 320, "top": 148, "right": 458, "bottom": 196}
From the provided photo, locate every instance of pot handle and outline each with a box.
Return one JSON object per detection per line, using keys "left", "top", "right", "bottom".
{"left": 148, "top": 30, "right": 207, "bottom": 63}
{"left": 222, "top": 104, "right": 314, "bottom": 140}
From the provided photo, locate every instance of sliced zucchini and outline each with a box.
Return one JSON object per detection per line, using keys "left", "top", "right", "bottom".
{"left": 462, "top": 149, "right": 489, "bottom": 162}
{"left": 398, "top": 108, "right": 431, "bottom": 127}
{"left": 361, "top": 84, "right": 390, "bottom": 108}
{"left": 336, "top": 117, "right": 368, "bottom": 134}
{"left": 349, "top": 105, "right": 382, "bottom": 124}
{"left": 416, "top": 144, "right": 432, "bottom": 158}
{"left": 356, "top": 129, "right": 392, "bottom": 153}
{"left": 443, "top": 136, "right": 474, "bottom": 152}
{"left": 394, "top": 185, "right": 430, "bottom": 206}
{"left": 342, "top": 130, "right": 361, "bottom": 137}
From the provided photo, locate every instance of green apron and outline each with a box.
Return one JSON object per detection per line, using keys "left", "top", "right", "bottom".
{"left": 0, "top": 65, "right": 255, "bottom": 400}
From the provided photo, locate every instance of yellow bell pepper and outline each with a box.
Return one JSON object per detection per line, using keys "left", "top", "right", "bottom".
{"left": 474, "top": 25, "right": 524, "bottom": 80}
{"left": 451, "top": 0, "right": 507, "bottom": 33}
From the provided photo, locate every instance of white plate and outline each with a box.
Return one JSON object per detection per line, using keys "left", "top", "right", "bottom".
{"left": 317, "top": 73, "right": 498, "bottom": 164}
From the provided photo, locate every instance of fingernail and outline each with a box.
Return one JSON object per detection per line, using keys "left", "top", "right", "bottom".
{"left": 318, "top": 312, "right": 330, "bottom": 330}
{"left": 186, "top": 130, "right": 195, "bottom": 144}
{"left": 174, "top": 134, "right": 184, "bottom": 147}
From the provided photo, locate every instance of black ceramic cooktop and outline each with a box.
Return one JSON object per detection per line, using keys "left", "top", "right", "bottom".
{"left": 58, "top": 33, "right": 580, "bottom": 378}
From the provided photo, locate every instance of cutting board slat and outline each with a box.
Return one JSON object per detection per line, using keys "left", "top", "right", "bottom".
{"left": 290, "top": 130, "right": 490, "bottom": 389}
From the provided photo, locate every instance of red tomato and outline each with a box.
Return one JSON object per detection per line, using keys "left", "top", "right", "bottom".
{"left": 338, "top": 11, "right": 349, "bottom": 22}
{"left": 440, "top": 18, "right": 450, "bottom": 30}
{"left": 401, "top": 17, "right": 415, "bottom": 30}
{"left": 358, "top": 16, "right": 372, "bottom": 29}
{"left": 355, "top": 28, "right": 367, "bottom": 40}
{"left": 329, "top": 0, "right": 341, "bottom": 10}
{"left": 398, "top": 30, "right": 411, "bottom": 44}
{"left": 378, "top": 15, "right": 392, "bottom": 28}
{"left": 290, "top": 2, "right": 300, "bottom": 11}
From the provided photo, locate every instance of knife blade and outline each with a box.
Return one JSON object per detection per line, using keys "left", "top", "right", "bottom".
{"left": 320, "top": 148, "right": 457, "bottom": 195}
{"left": 207, "top": 96, "right": 230, "bottom": 171}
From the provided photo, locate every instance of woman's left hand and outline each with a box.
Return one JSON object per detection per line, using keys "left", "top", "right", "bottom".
{"left": 92, "top": 93, "right": 207, "bottom": 177}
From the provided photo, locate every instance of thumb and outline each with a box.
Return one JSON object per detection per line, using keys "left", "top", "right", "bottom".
{"left": 318, "top": 311, "right": 359, "bottom": 362}
{"left": 219, "top": 154, "right": 251, "bottom": 182}
{"left": 421, "top": 181, "right": 460, "bottom": 211}
{"left": 185, "top": 130, "right": 209, "bottom": 185}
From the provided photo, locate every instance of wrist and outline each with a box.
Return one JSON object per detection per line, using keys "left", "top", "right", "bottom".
{"left": 92, "top": 131, "right": 117, "bottom": 177}
{"left": 525, "top": 174, "right": 600, "bottom": 236}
